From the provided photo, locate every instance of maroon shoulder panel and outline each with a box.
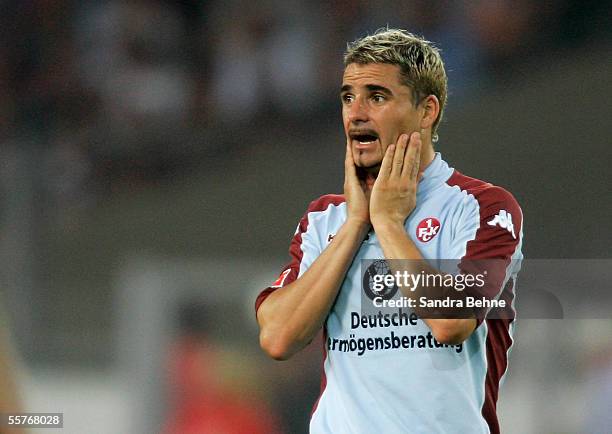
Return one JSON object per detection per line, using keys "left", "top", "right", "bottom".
{"left": 446, "top": 170, "right": 522, "bottom": 434}
{"left": 254, "top": 194, "right": 345, "bottom": 315}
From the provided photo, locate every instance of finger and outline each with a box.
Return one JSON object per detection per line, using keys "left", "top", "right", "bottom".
{"left": 345, "top": 139, "right": 357, "bottom": 183}
{"left": 410, "top": 132, "right": 422, "bottom": 181}
{"left": 401, "top": 132, "right": 422, "bottom": 181}
{"left": 389, "top": 134, "right": 409, "bottom": 179}
{"left": 377, "top": 143, "right": 396, "bottom": 179}
{"left": 411, "top": 139, "right": 421, "bottom": 181}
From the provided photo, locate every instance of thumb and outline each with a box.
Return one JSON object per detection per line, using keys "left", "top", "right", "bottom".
{"left": 345, "top": 139, "right": 358, "bottom": 181}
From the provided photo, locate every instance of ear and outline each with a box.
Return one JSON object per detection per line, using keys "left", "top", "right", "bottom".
{"left": 419, "top": 95, "right": 440, "bottom": 130}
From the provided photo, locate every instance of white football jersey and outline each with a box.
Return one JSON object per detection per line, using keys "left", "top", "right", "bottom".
{"left": 256, "top": 153, "right": 523, "bottom": 434}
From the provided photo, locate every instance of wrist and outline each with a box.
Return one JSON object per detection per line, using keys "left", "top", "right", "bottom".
{"left": 371, "top": 218, "right": 405, "bottom": 236}
{"left": 344, "top": 217, "right": 371, "bottom": 236}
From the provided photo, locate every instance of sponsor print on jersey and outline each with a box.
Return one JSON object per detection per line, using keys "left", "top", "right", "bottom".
{"left": 271, "top": 269, "right": 291, "bottom": 288}
{"left": 416, "top": 217, "right": 441, "bottom": 242}
{"left": 487, "top": 209, "right": 516, "bottom": 239}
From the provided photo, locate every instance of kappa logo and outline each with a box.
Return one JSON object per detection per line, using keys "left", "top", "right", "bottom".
{"left": 271, "top": 269, "right": 291, "bottom": 288}
{"left": 416, "top": 218, "right": 441, "bottom": 242}
{"left": 487, "top": 209, "right": 516, "bottom": 239}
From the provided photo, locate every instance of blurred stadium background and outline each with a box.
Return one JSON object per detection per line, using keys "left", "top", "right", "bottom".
{"left": 0, "top": 1, "right": 611, "bottom": 433}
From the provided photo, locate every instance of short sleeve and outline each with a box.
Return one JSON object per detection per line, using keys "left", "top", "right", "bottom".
{"left": 448, "top": 181, "right": 523, "bottom": 326}
{"left": 254, "top": 195, "right": 345, "bottom": 316}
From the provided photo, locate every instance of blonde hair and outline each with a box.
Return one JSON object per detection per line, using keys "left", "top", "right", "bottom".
{"left": 344, "top": 28, "right": 448, "bottom": 142}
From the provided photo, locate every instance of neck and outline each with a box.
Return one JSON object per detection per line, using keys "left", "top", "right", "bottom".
{"left": 419, "top": 141, "right": 436, "bottom": 174}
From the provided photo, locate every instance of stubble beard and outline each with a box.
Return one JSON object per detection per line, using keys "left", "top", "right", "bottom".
{"left": 354, "top": 148, "right": 384, "bottom": 180}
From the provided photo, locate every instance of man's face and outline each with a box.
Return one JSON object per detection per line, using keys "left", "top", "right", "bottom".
{"left": 341, "top": 63, "right": 422, "bottom": 171}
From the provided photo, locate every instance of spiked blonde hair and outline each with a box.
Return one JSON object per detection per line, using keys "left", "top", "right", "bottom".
{"left": 344, "top": 28, "right": 448, "bottom": 142}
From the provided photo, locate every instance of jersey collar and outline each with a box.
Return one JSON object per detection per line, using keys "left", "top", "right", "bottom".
{"left": 417, "top": 152, "right": 454, "bottom": 198}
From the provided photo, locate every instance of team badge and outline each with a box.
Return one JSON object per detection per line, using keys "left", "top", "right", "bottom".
{"left": 416, "top": 218, "right": 441, "bottom": 242}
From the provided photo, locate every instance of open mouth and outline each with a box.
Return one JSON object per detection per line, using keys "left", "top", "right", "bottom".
{"left": 350, "top": 130, "right": 380, "bottom": 146}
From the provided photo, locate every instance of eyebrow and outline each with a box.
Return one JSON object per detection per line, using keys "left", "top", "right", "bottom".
{"left": 340, "top": 84, "right": 394, "bottom": 95}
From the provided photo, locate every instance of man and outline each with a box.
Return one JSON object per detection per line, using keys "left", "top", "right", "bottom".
{"left": 255, "top": 28, "right": 523, "bottom": 433}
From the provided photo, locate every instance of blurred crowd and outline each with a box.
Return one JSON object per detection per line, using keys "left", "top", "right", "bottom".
{"left": 0, "top": 0, "right": 608, "bottom": 210}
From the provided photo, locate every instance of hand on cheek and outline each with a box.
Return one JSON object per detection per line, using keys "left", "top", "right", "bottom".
{"left": 369, "top": 132, "right": 422, "bottom": 230}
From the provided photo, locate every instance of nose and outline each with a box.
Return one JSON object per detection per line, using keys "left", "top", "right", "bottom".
{"left": 346, "top": 98, "right": 369, "bottom": 124}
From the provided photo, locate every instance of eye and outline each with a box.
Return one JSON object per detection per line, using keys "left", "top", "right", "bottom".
{"left": 371, "top": 93, "right": 386, "bottom": 103}
{"left": 342, "top": 94, "right": 354, "bottom": 104}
